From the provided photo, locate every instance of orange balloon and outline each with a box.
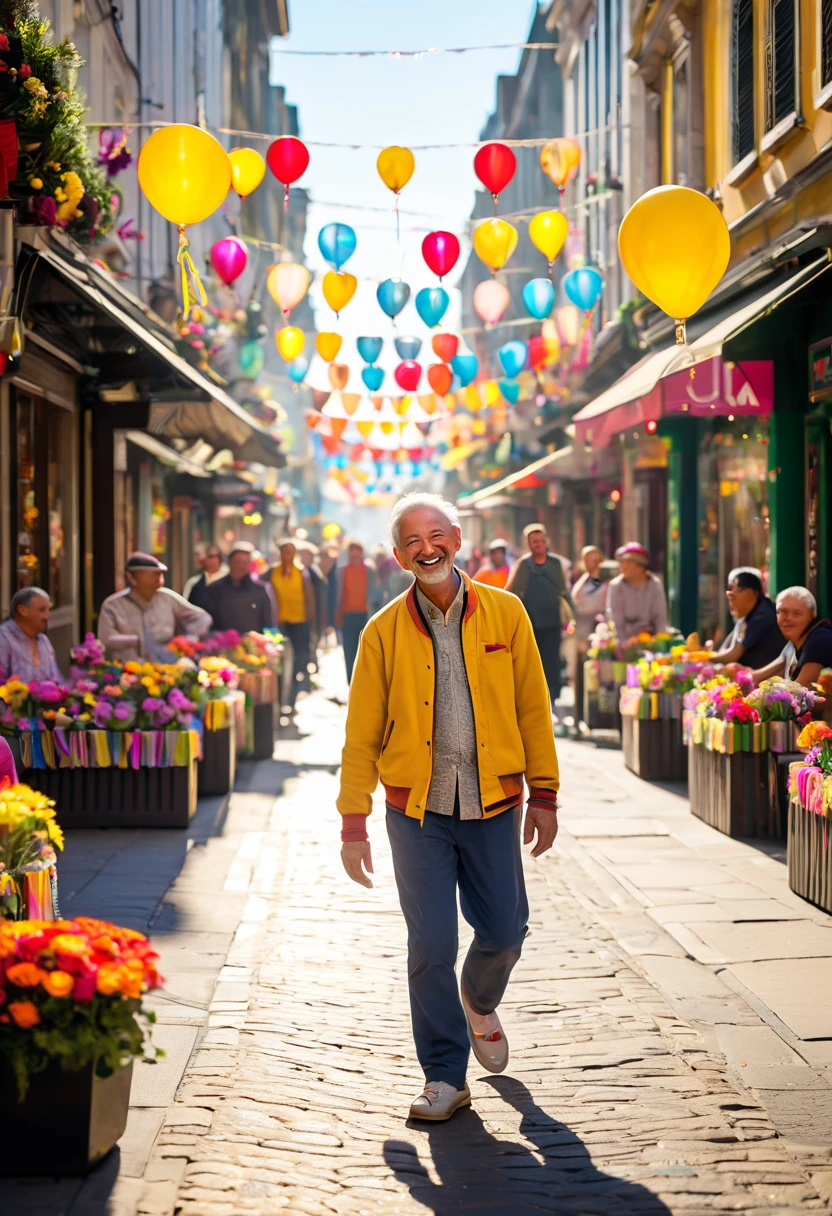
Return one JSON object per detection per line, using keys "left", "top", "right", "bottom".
{"left": 328, "top": 363, "right": 350, "bottom": 390}
{"left": 316, "top": 332, "right": 342, "bottom": 362}
{"left": 540, "top": 138, "right": 581, "bottom": 192}
{"left": 428, "top": 364, "right": 453, "bottom": 397}
{"left": 418, "top": 394, "right": 439, "bottom": 415}
{"left": 342, "top": 392, "right": 361, "bottom": 415}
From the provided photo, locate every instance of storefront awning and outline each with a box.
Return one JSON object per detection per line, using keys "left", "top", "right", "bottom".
{"left": 27, "top": 248, "right": 284, "bottom": 467}
{"left": 124, "top": 430, "right": 211, "bottom": 477}
{"left": 457, "top": 444, "right": 607, "bottom": 509}
{"left": 573, "top": 253, "right": 832, "bottom": 446}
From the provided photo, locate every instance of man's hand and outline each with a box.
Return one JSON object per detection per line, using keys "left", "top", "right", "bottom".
{"left": 523, "top": 807, "right": 559, "bottom": 858}
{"left": 341, "top": 840, "right": 374, "bottom": 888}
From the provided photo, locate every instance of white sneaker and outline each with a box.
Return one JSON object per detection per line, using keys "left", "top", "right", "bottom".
{"left": 461, "top": 986, "right": 509, "bottom": 1074}
{"left": 408, "top": 1081, "right": 471, "bottom": 1122}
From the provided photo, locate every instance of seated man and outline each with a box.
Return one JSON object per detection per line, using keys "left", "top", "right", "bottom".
{"left": 0, "top": 587, "right": 64, "bottom": 683}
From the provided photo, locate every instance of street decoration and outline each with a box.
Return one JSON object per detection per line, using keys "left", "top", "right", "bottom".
{"left": 377, "top": 145, "right": 416, "bottom": 194}
{"left": 451, "top": 353, "right": 478, "bottom": 386}
{"left": 563, "top": 266, "right": 604, "bottom": 318}
{"left": 137, "top": 125, "right": 231, "bottom": 317}
{"left": 318, "top": 222, "right": 357, "bottom": 269}
{"left": 288, "top": 356, "right": 308, "bottom": 384}
{"left": 497, "top": 340, "right": 526, "bottom": 378}
{"left": 498, "top": 377, "right": 520, "bottom": 404}
{"left": 329, "top": 363, "right": 350, "bottom": 390}
{"left": 528, "top": 210, "right": 568, "bottom": 269}
{"left": 428, "top": 364, "right": 453, "bottom": 396}
{"left": 618, "top": 184, "right": 730, "bottom": 345}
{"left": 267, "top": 262, "right": 310, "bottom": 316}
{"left": 362, "top": 366, "right": 385, "bottom": 391}
{"left": 422, "top": 231, "right": 460, "bottom": 280}
{"left": 522, "top": 277, "right": 555, "bottom": 320}
{"left": 266, "top": 135, "right": 310, "bottom": 207}
{"left": 395, "top": 361, "right": 422, "bottom": 391}
{"left": 473, "top": 218, "right": 518, "bottom": 273}
{"left": 431, "top": 333, "right": 459, "bottom": 362}
{"left": 228, "top": 147, "right": 266, "bottom": 198}
{"left": 210, "top": 237, "right": 248, "bottom": 286}
{"left": 239, "top": 340, "right": 265, "bottom": 379}
{"left": 377, "top": 277, "right": 411, "bottom": 320}
{"left": 395, "top": 335, "right": 422, "bottom": 360}
{"left": 414, "top": 287, "right": 449, "bottom": 328}
{"left": 474, "top": 142, "right": 516, "bottom": 205}
{"left": 473, "top": 278, "right": 510, "bottom": 325}
{"left": 316, "top": 332, "right": 342, "bottom": 361}
{"left": 357, "top": 336, "right": 383, "bottom": 364}
{"left": 276, "top": 325, "right": 305, "bottom": 361}
{"left": 529, "top": 332, "right": 560, "bottom": 369}
{"left": 556, "top": 305, "right": 580, "bottom": 346}
{"left": 540, "top": 138, "right": 581, "bottom": 194}
{"left": 322, "top": 270, "right": 357, "bottom": 315}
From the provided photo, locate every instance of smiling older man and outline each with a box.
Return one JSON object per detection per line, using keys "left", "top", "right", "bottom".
{"left": 338, "top": 492, "right": 560, "bottom": 1123}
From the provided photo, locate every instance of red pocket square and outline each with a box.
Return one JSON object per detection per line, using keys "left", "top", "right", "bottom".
{"left": 485, "top": 643, "right": 507, "bottom": 652}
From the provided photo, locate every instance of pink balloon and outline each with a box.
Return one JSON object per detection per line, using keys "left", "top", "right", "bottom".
{"left": 210, "top": 237, "right": 248, "bottom": 286}
{"left": 473, "top": 279, "right": 510, "bottom": 326}
{"left": 394, "top": 361, "right": 422, "bottom": 392}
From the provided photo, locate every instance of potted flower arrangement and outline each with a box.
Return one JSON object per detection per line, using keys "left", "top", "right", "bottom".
{"left": 197, "top": 657, "right": 242, "bottom": 796}
{"left": 584, "top": 622, "right": 626, "bottom": 731}
{"left": 787, "top": 722, "right": 832, "bottom": 913}
{"left": 0, "top": 915, "right": 162, "bottom": 1174}
{"left": 619, "top": 649, "right": 710, "bottom": 782}
{"left": 0, "top": 779, "right": 61, "bottom": 921}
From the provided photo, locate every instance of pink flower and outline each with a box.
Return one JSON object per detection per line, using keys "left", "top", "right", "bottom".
{"left": 73, "top": 973, "right": 96, "bottom": 1002}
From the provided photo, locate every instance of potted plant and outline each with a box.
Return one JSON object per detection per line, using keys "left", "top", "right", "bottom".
{"left": 788, "top": 723, "right": 832, "bottom": 914}
{"left": 0, "top": 778, "right": 62, "bottom": 920}
{"left": 0, "top": 914, "right": 162, "bottom": 1174}
{"left": 620, "top": 648, "right": 709, "bottom": 781}
{"left": 196, "top": 657, "right": 242, "bottom": 796}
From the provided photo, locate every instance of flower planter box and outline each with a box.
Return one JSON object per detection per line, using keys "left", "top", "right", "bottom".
{"left": 250, "top": 700, "right": 275, "bottom": 760}
{"left": 583, "top": 659, "right": 625, "bottom": 733}
{"left": 198, "top": 720, "right": 237, "bottom": 797}
{"left": 0, "top": 1058, "right": 132, "bottom": 1176}
{"left": 20, "top": 760, "right": 198, "bottom": 828}
{"left": 688, "top": 742, "right": 775, "bottom": 837}
{"left": 622, "top": 715, "right": 687, "bottom": 782}
{"left": 788, "top": 799, "right": 832, "bottom": 915}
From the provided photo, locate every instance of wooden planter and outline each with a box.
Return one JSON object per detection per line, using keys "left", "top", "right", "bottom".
{"left": 21, "top": 761, "right": 198, "bottom": 829}
{"left": 250, "top": 700, "right": 275, "bottom": 760}
{"left": 622, "top": 715, "right": 687, "bottom": 782}
{"left": 0, "top": 1059, "right": 132, "bottom": 1175}
{"left": 198, "top": 721, "right": 237, "bottom": 797}
{"left": 789, "top": 799, "right": 832, "bottom": 914}
{"left": 688, "top": 743, "right": 778, "bottom": 838}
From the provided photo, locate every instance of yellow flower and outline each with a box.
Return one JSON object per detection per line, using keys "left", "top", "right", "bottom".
{"left": 29, "top": 176, "right": 43, "bottom": 190}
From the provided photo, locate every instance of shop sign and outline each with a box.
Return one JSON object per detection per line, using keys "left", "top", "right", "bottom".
{"left": 662, "top": 357, "right": 773, "bottom": 417}
{"left": 809, "top": 339, "right": 832, "bottom": 401}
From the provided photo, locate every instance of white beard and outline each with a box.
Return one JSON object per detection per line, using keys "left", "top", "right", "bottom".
{"left": 412, "top": 554, "right": 454, "bottom": 585}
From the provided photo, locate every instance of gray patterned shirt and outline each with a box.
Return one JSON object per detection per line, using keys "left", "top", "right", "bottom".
{"left": 416, "top": 578, "right": 482, "bottom": 819}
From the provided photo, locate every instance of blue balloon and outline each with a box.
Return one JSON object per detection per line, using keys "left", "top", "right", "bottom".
{"left": 361, "top": 365, "right": 384, "bottom": 392}
{"left": 356, "top": 336, "right": 383, "bottom": 365}
{"left": 498, "top": 340, "right": 527, "bottom": 378}
{"left": 450, "top": 353, "right": 478, "bottom": 387}
{"left": 288, "top": 356, "right": 308, "bottom": 384}
{"left": 377, "top": 278, "right": 410, "bottom": 319}
{"left": 563, "top": 266, "right": 604, "bottom": 313}
{"left": 395, "top": 335, "right": 422, "bottom": 360}
{"left": 317, "top": 222, "right": 357, "bottom": 270}
{"left": 415, "top": 287, "right": 449, "bottom": 328}
{"left": 522, "top": 277, "right": 555, "bottom": 320}
{"left": 498, "top": 377, "right": 521, "bottom": 405}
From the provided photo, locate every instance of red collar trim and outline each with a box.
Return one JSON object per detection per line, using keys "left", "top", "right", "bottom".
{"left": 405, "top": 569, "right": 479, "bottom": 636}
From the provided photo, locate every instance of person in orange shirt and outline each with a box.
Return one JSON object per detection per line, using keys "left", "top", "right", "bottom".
{"left": 337, "top": 541, "right": 381, "bottom": 683}
{"left": 473, "top": 539, "right": 511, "bottom": 589}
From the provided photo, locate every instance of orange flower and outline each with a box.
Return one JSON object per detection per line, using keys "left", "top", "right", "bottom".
{"left": 42, "top": 970, "right": 74, "bottom": 998}
{"left": 91, "top": 934, "right": 117, "bottom": 956}
{"left": 95, "top": 964, "right": 124, "bottom": 996}
{"left": 8, "top": 1000, "right": 40, "bottom": 1028}
{"left": 5, "top": 961, "right": 44, "bottom": 988}
{"left": 50, "top": 933, "right": 87, "bottom": 956}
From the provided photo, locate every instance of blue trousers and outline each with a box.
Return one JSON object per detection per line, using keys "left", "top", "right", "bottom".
{"left": 342, "top": 611, "right": 367, "bottom": 684}
{"left": 386, "top": 803, "right": 528, "bottom": 1090}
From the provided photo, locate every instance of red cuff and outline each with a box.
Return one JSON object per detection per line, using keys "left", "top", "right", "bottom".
{"left": 341, "top": 813, "right": 369, "bottom": 843}
{"left": 527, "top": 787, "right": 558, "bottom": 813}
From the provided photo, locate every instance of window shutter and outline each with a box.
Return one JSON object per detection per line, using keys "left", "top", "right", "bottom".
{"left": 772, "top": 0, "right": 796, "bottom": 124}
{"left": 734, "top": 0, "right": 755, "bottom": 160}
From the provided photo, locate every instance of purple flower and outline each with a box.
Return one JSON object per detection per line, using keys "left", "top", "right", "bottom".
{"left": 113, "top": 702, "right": 134, "bottom": 722}
{"left": 154, "top": 705, "right": 175, "bottom": 727}
{"left": 93, "top": 702, "right": 113, "bottom": 728}
{"left": 17, "top": 717, "right": 31, "bottom": 732}
{"left": 141, "top": 697, "right": 165, "bottom": 713}
{"left": 29, "top": 679, "right": 66, "bottom": 704}
{"left": 168, "top": 688, "right": 195, "bottom": 711}
{"left": 29, "top": 195, "right": 57, "bottom": 227}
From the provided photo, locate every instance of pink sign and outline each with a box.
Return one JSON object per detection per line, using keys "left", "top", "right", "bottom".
{"left": 662, "top": 358, "right": 773, "bottom": 417}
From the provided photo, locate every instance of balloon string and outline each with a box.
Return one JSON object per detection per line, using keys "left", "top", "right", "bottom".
{"left": 395, "top": 192, "right": 400, "bottom": 244}
{"left": 177, "top": 227, "right": 207, "bottom": 320}
{"left": 284, "top": 184, "right": 290, "bottom": 212}
{"left": 674, "top": 319, "right": 687, "bottom": 346}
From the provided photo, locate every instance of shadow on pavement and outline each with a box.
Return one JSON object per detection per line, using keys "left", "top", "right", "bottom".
{"left": 384, "top": 1076, "right": 672, "bottom": 1215}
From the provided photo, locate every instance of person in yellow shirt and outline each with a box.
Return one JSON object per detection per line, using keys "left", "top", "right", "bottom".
{"left": 270, "top": 539, "right": 315, "bottom": 709}
{"left": 473, "top": 538, "right": 511, "bottom": 589}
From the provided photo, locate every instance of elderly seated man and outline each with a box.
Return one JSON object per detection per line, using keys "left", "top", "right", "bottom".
{"left": 0, "top": 587, "right": 64, "bottom": 683}
{"left": 751, "top": 586, "right": 832, "bottom": 688}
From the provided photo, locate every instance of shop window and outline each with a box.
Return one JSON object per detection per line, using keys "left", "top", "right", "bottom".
{"left": 733, "top": 0, "right": 755, "bottom": 161}
{"left": 823, "top": 0, "right": 832, "bottom": 84}
{"left": 16, "top": 394, "right": 40, "bottom": 589}
{"left": 764, "top": 0, "right": 797, "bottom": 131}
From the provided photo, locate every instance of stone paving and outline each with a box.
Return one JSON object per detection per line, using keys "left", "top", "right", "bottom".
{"left": 4, "top": 654, "right": 832, "bottom": 1215}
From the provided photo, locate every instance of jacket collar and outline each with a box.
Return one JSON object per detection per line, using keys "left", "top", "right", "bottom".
{"left": 405, "top": 568, "right": 478, "bottom": 637}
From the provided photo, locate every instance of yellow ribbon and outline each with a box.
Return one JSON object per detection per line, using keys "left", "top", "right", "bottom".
{"left": 177, "top": 226, "right": 207, "bottom": 320}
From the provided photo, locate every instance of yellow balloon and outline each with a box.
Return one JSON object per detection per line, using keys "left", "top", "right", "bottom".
{"left": 137, "top": 125, "right": 231, "bottom": 225}
{"left": 316, "top": 331, "right": 342, "bottom": 362}
{"left": 276, "top": 326, "right": 305, "bottom": 362}
{"left": 377, "top": 146, "right": 415, "bottom": 194}
{"left": 539, "top": 138, "right": 581, "bottom": 191}
{"left": 322, "top": 270, "right": 357, "bottom": 314}
{"left": 322, "top": 522, "right": 342, "bottom": 539}
{"left": 472, "top": 218, "right": 518, "bottom": 273}
{"left": 229, "top": 147, "right": 266, "bottom": 199}
{"left": 267, "top": 263, "right": 310, "bottom": 314}
{"left": 618, "top": 185, "right": 730, "bottom": 328}
{"left": 528, "top": 210, "right": 568, "bottom": 265}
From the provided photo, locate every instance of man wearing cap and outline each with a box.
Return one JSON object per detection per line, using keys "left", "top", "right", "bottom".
{"left": 473, "top": 539, "right": 511, "bottom": 589}
{"left": 97, "top": 553, "right": 212, "bottom": 663}
{"left": 204, "top": 543, "right": 274, "bottom": 635}
{"left": 505, "top": 524, "right": 573, "bottom": 707}
{"left": 607, "top": 543, "right": 669, "bottom": 642}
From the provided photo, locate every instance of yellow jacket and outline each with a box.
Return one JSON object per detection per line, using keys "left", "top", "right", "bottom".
{"left": 337, "top": 570, "right": 559, "bottom": 830}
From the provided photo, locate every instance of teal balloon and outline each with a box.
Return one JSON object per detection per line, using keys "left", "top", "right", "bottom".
{"left": 522, "top": 277, "right": 555, "bottom": 320}
{"left": 288, "top": 356, "right": 308, "bottom": 384}
{"left": 239, "top": 340, "right": 264, "bottom": 379}
{"left": 498, "top": 377, "right": 521, "bottom": 405}
{"left": 362, "top": 365, "right": 384, "bottom": 391}
{"left": 563, "top": 266, "right": 604, "bottom": 313}
{"left": 450, "top": 353, "right": 478, "bottom": 386}
{"left": 357, "top": 336, "right": 383, "bottom": 364}
{"left": 317, "top": 222, "right": 356, "bottom": 270}
{"left": 377, "top": 278, "right": 410, "bottom": 319}
{"left": 395, "top": 335, "right": 421, "bottom": 360}
{"left": 498, "top": 340, "right": 526, "bottom": 378}
{"left": 415, "top": 287, "right": 449, "bottom": 328}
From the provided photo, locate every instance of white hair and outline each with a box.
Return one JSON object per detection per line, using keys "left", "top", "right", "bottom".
{"left": 776, "top": 585, "right": 817, "bottom": 613}
{"left": 389, "top": 493, "right": 460, "bottom": 549}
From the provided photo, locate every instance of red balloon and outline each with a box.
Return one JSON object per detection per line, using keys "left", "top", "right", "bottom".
{"left": 422, "top": 230, "right": 460, "bottom": 279}
{"left": 427, "top": 363, "right": 453, "bottom": 396}
{"left": 394, "top": 361, "right": 422, "bottom": 392}
{"left": 431, "top": 333, "right": 459, "bottom": 363}
{"left": 474, "top": 142, "right": 516, "bottom": 199}
{"left": 407, "top": 447, "right": 424, "bottom": 462}
{"left": 529, "top": 336, "right": 547, "bottom": 370}
{"left": 266, "top": 136, "right": 309, "bottom": 204}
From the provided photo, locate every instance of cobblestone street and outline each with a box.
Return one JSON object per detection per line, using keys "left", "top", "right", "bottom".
{"left": 7, "top": 656, "right": 832, "bottom": 1215}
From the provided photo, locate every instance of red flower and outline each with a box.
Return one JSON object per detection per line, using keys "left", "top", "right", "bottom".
{"left": 73, "top": 973, "right": 96, "bottom": 1002}
{"left": 0, "top": 34, "right": 9, "bottom": 51}
{"left": 18, "top": 64, "right": 31, "bottom": 79}
{"left": 0, "top": 63, "right": 8, "bottom": 74}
